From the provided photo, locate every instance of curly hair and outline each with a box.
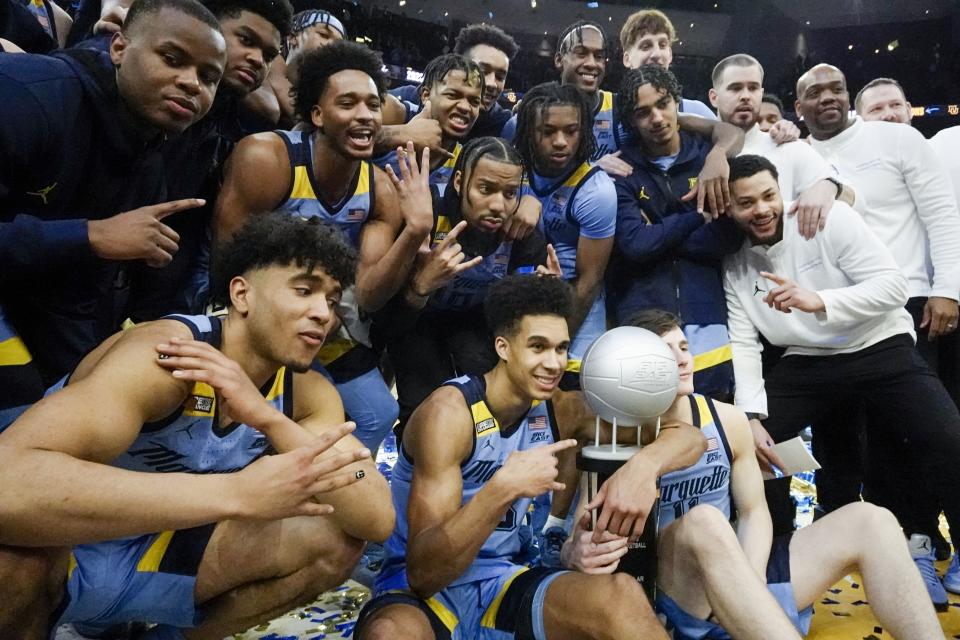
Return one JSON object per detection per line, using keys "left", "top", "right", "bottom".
{"left": 125, "top": 0, "right": 221, "bottom": 36}
{"left": 211, "top": 213, "right": 357, "bottom": 307}
{"left": 419, "top": 53, "right": 484, "bottom": 101}
{"left": 513, "top": 82, "right": 595, "bottom": 173}
{"left": 202, "top": 0, "right": 292, "bottom": 38}
{"left": 484, "top": 275, "right": 573, "bottom": 337}
{"left": 454, "top": 23, "right": 519, "bottom": 60}
{"left": 293, "top": 41, "right": 386, "bottom": 124}
{"left": 617, "top": 65, "right": 682, "bottom": 135}
{"left": 556, "top": 20, "right": 607, "bottom": 57}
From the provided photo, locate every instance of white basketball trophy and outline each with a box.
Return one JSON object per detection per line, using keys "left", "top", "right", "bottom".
{"left": 577, "top": 326, "right": 679, "bottom": 599}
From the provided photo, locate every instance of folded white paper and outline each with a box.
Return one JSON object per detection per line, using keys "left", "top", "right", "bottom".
{"left": 761, "top": 436, "right": 821, "bottom": 480}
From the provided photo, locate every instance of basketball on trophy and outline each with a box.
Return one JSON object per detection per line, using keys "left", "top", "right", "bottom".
{"left": 580, "top": 326, "right": 680, "bottom": 426}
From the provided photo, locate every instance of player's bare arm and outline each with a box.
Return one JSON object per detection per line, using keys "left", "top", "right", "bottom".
{"left": 354, "top": 146, "right": 433, "bottom": 312}
{"left": 716, "top": 401, "right": 773, "bottom": 579}
{"left": 568, "top": 236, "right": 613, "bottom": 336}
{"left": 213, "top": 133, "right": 292, "bottom": 244}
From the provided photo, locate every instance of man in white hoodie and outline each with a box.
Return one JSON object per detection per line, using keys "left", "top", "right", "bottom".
{"left": 795, "top": 63, "right": 960, "bottom": 604}
{"left": 723, "top": 154, "right": 960, "bottom": 612}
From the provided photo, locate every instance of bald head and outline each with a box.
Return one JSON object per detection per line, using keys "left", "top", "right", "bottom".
{"left": 794, "top": 63, "right": 851, "bottom": 140}
{"left": 796, "top": 63, "right": 845, "bottom": 97}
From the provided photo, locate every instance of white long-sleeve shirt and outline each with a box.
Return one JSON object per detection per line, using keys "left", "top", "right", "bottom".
{"left": 741, "top": 125, "right": 832, "bottom": 200}
{"left": 930, "top": 125, "right": 960, "bottom": 204}
{"left": 809, "top": 117, "right": 960, "bottom": 301}
{"left": 724, "top": 201, "right": 913, "bottom": 417}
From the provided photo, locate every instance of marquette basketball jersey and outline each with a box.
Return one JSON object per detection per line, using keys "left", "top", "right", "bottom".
{"left": 430, "top": 143, "right": 462, "bottom": 197}
{"left": 657, "top": 394, "right": 733, "bottom": 531}
{"left": 428, "top": 213, "right": 513, "bottom": 311}
{"left": 274, "top": 129, "right": 374, "bottom": 247}
{"left": 376, "top": 142, "right": 463, "bottom": 198}
{"left": 377, "top": 374, "right": 559, "bottom": 591}
{"left": 111, "top": 315, "right": 288, "bottom": 473}
{"left": 591, "top": 90, "right": 621, "bottom": 162}
{"left": 527, "top": 163, "right": 603, "bottom": 280}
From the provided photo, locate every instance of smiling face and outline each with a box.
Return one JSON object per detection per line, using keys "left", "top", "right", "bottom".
{"left": 236, "top": 264, "right": 342, "bottom": 373}
{"left": 710, "top": 63, "right": 763, "bottom": 131}
{"left": 311, "top": 69, "right": 382, "bottom": 159}
{"left": 217, "top": 10, "right": 281, "bottom": 96}
{"left": 454, "top": 156, "right": 522, "bottom": 235}
{"left": 858, "top": 83, "right": 911, "bottom": 124}
{"left": 465, "top": 44, "right": 510, "bottom": 112}
{"left": 111, "top": 8, "right": 226, "bottom": 134}
{"left": 728, "top": 169, "right": 785, "bottom": 246}
{"left": 796, "top": 66, "right": 850, "bottom": 139}
{"left": 556, "top": 27, "right": 606, "bottom": 95}
{"left": 496, "top": 314, "right": 570, "bottom": 400}
{"left": 533, "top": 104, "right": 581, "bottom": 175}
{"left": 421, "top": 69, "right": 483, "bottom": 141}
{"left": 623, "top": 31, "right": 673, "bottom": 69}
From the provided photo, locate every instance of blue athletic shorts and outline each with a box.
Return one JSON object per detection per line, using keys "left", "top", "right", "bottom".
{"left": 355, "top": 566, "right": 569, "bottom": 640}
{"left": 655, "top": 534, "right": 813, "bottom": 639}
{"left": 53, "top": 524, "right": 215, "bottom": 634}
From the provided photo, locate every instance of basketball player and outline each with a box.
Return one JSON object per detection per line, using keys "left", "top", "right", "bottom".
{"left": 377, "top": 54, "right": 484, "bottom": 197}
{"left": 215, "top": 41, "right": 431, "bottom": 450}
{"left": 0, "top": 214, "right": 393, "bottom": 639}
{"left": 378, "top": 136, "right": 555, "bottom": 432}
{"left": 623, "top": 309, "right": 945, "bottom": 640}
{"left": 619, "top": 9, "right": 715, "bottom": 118}
{"left": 354, "top": 274, "right": 703, "bottom": 640}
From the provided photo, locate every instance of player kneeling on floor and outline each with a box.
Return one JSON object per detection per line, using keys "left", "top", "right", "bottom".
{"left": 0, "top": 214, "right": 394, "bottom": 640}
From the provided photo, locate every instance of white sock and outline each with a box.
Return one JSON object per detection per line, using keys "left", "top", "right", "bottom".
{"left": 543, "top": 515, "right": 567, "bottom": 534}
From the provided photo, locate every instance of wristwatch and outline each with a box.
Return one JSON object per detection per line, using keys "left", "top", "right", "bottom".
{"left": 824, "top": 176, "right": 843, "bottom": 200}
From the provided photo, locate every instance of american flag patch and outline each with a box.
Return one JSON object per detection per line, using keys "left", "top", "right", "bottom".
{"left": 706, "top": 437, "right": 718, "bottom": 452}
{"left": 529, "top": 415, "right": 548, "bottom": 430}
{"left": 346, "top": 208, "right": 365, "bottom": 221}
{"left": 596, "top": 119, "right": 610, "bottom": 130}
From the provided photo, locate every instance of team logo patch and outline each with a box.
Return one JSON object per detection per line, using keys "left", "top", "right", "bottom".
{"left": 530, "top": 431, "right": 550, "bottom": 443}
{"left": 346, "top": 208, "right": 366, "bottom": 221}
{"left": 529, "top": 415, "right": 548, "bottom": 430}
{"left": 186, "top": 395, "right": 214, "bottom": 414}
{"left": 476, "top": 418, "right": 497, "bottom": 435}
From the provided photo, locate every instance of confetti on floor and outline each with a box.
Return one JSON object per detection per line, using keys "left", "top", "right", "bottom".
{"left": 232, "top": 441, "right": 960, "bottom": 639}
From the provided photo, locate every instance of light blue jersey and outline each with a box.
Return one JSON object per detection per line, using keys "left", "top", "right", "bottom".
{"left": 377, "top": 374, "right": 559, "bottom": 591}
{"left": 426, "top": 206, "right": 545, "bottom": 312}
{"left": 657, "top": 394, "right": 733, "bottom": 531}
{"left": 53, "top": 314, "right": 292, "bottom": 632}
{"left": 274, "top": 129, "right": 375, "bottom": 247}
{"left": 378, "top": 143, "right": 463, "bottom": 197}
{"left": 591, "top": 90, "right": 621, "bottom": 161}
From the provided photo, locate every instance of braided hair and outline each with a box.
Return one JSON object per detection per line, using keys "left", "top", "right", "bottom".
{"left": 513, "top": 82, "right": 595, "bottom": 174}
{"left": 556, "top": 20, "right": 608, "bottom": 57}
